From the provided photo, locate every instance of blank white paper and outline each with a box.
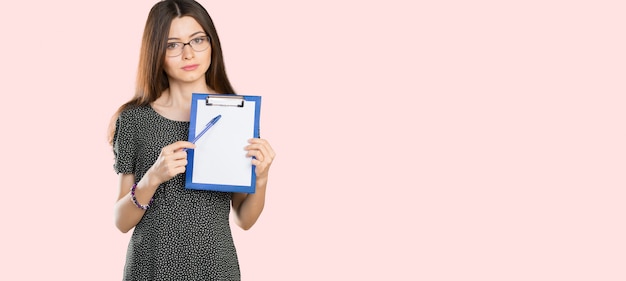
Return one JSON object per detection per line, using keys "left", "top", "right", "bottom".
{"left": 191, "top": 99, "right": 255, "bottom": 187}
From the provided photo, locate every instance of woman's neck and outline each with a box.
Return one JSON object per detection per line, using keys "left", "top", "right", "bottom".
{"left": 151, "top": 82, "right": 216, "bottom": 122}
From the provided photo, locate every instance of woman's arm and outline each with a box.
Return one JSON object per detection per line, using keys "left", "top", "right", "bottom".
{"left": 114, "top": 173, "right": 160, "bottom": 233}
{"left": 232, "top": 138, "right": 276, "bottom": 230}
{"left": 232, "top": 178, "right": 268, "bottom": 230}
{"left": 114, "top": 141, "right": 195, "bottom": 233}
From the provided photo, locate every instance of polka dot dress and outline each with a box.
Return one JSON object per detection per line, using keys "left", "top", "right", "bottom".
{"left": 113, "top": 105, "right": 240, "bottom": 280}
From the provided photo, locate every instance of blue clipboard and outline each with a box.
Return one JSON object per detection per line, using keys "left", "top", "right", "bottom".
{"left": 185, "top": 93, "right": 261, "bottom": 193}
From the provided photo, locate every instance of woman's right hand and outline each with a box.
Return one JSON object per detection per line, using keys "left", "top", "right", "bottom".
{"left": 147, "top": 141, "right": 196, "bottom": 185}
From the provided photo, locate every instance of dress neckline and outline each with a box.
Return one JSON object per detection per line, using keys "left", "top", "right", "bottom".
{"left": 147, "top": 104, "right": 190, "bottom": 124}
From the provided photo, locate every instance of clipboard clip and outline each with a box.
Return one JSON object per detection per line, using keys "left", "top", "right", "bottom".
{"left": 206, "top": 95, "right": 244, "bottom": 107}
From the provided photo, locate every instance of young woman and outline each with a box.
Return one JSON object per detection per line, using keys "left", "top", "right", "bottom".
{"left": 107, "top": 0, "right": 275, "bottom": 279}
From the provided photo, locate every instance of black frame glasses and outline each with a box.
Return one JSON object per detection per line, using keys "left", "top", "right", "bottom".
{"left": 166, "top": 36, "right": 211, "bottom": 57}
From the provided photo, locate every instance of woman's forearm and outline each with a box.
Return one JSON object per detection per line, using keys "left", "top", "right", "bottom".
{"left": 114, "top": 174, "right": 160, "bottom": 233}
{"left": 233, "top": 177, "right": 268, "bottom": 230}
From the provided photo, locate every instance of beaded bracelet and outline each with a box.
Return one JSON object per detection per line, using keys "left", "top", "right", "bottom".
{"left": 130, "top": 183, "right": 154, "bottom": 210}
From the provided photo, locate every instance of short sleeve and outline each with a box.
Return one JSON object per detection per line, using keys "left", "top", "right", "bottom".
{"left": 113, "top": 110, "right": 137, "bottom": 174}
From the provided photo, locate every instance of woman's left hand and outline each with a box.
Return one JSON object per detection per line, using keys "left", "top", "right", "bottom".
{"left": 245, "top": 138, "right": 276, "bottom": 179}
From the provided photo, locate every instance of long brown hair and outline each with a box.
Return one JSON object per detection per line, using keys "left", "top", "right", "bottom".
{"left": 107, "top": 0, "right": 235, "bottom": 145}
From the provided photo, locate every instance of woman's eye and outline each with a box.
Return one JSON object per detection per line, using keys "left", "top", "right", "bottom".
{"left": 192, "top": 37, "right": 206, "bottom": 44}
{"left": 166, "top": 42, "right": 180, "bottom": 49}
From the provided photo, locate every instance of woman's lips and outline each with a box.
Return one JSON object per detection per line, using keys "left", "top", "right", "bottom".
{"left": 182, "top": 64, "right": 199, "bottom": 71}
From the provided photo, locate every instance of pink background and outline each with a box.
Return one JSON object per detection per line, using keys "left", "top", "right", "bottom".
{"left": 1, "top": 0, "right": 625, "bottom": 280}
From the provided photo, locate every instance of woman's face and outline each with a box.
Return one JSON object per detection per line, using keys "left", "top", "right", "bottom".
{"left": 163, "top": 16, "right": 212, "bottom": 85}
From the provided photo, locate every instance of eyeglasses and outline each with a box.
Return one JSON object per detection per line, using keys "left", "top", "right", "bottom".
{"left": 165, "top": 36, "right": 211, "bottom": 57}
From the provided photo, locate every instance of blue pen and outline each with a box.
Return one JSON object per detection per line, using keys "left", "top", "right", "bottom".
{"left": 184, "top": 114, "right": 222, "bottom": 151}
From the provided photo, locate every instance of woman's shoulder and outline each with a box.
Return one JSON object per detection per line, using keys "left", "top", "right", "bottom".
{"left": 116, "top": 105, "right": 157, "bottom": 130}
{"left": 118, "top": 104, "right": 152, "bottom": 120}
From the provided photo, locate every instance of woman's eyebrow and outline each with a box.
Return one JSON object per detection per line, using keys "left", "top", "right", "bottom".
{"left": 167, "top": 31, "right": 207, "bottom": 41}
